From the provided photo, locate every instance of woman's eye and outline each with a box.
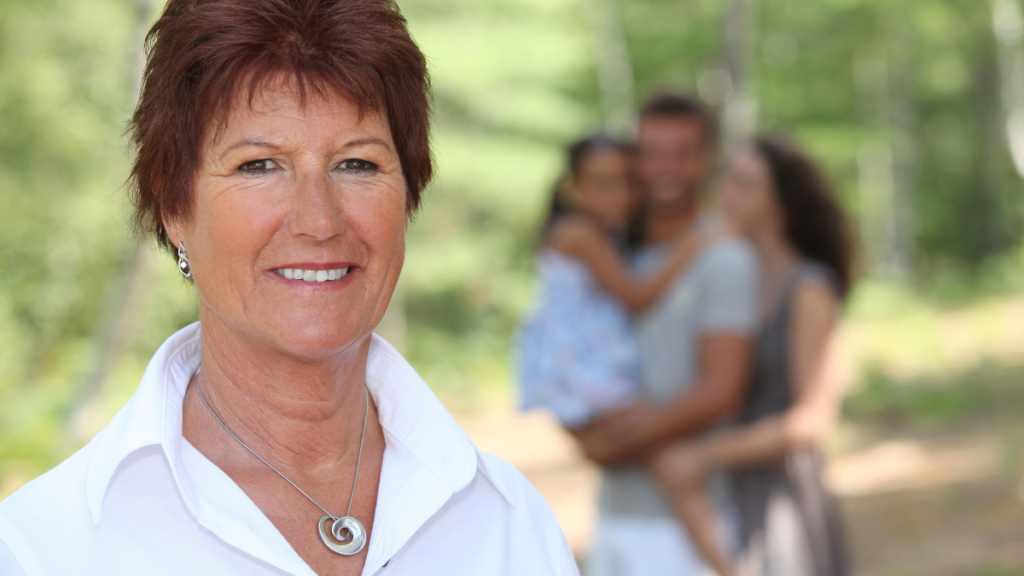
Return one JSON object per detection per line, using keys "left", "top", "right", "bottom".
{"left": 238, "top": 159, "right": 279, "bottom": 174}
{"left": 339, "top": 159, "right": 379, "bottom": 173}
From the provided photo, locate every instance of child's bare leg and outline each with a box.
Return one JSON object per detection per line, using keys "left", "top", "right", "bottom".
{"left": 669, "top": 481, "right": 735, "bottom": 576}
{"left": 650, "top": 446, "right": 735, "bottom": 576}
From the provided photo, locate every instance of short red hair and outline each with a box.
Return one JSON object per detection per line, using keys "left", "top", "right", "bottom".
{"left": 128, "top": 0, "right": 432, "bottom": 251}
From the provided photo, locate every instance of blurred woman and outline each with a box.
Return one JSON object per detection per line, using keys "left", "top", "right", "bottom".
{"left": 651, "top": 136, "right": 852, "bottom": 576}
{"left": 516, "top": 134, "right": 705, "bottom": 429}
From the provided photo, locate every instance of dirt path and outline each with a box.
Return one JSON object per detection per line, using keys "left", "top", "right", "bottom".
{"left": 454, "top": 410, "right": 1024, "bottom": 575}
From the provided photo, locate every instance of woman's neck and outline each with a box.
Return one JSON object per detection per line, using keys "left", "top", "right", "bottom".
{"left": 182, "top": 308, "right": 374, "bottom": 479}
{"left": 752, "top": 226, "right": 801, "bottom": 317}
{"left": 752, "top": 225, "right": 800, "bottom": 273}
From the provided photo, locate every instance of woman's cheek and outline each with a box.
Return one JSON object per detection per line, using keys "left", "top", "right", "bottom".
{"left": 344, "top": 181, "right": 407, "bottom": 246}
{"left": 200, "top": 179, "right": 285, "bottom": 241}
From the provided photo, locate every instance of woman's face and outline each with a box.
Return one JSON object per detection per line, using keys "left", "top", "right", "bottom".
{"left": 717, "top": 145, "right": 782, "bottom": 237}
{"left": 573, "top": 148, "right": 635, "bottom": 231}
{"left": 167, "top": 79, "right": 407, "bottom": 360}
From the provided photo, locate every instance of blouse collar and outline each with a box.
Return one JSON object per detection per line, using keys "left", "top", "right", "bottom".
{"left": 82, "top": 322, "right": 505, "bottom": 573}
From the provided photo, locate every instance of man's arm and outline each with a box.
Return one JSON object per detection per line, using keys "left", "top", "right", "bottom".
{"left": 574, "top": 239, "right": 759, "bottom": 466}
{"left": 574, "top": 333, "right": 752, "bottom": 466}
{"left": 639, "top": 333, "right": 751, "bottom": 446}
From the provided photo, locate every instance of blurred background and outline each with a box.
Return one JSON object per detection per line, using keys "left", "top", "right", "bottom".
{"left": 2, "top": 0, "right": 1024, "bottom": 573}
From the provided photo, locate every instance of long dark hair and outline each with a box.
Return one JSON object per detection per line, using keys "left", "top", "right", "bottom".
{"left": 753, "top": 136, "right": 854, "bottom": 299}
{"left": 540, "top": 134, "right": 628, "bottom": 240}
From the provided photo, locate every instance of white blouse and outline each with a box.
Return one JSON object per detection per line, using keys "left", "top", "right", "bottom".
{"left": 0, "top": 323, "right": 578, "bottom": 575}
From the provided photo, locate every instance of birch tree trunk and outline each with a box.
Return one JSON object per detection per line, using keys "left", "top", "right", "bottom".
{"left": 889, "top": 50, "right": 918, "bottom": 279}
{"left": 721, "top": 0, "right": 758, "bottom": 148}
{"left": 993, "top": 0, "right": 1024, "bottom": 178}
{"left": 854, "top": 37, "right": 916, "bottom": 281}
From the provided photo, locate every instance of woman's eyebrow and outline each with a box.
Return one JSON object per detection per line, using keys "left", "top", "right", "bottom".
{"left": 344, "top": 137, "right": 393, "bottom": 153}
{"left": 218, "top": 139, "right": 280, "bottom": 161}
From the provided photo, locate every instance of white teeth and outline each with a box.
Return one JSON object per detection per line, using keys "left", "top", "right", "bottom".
{"left": 275, "top": 267, "right": 350, "bottom": 282}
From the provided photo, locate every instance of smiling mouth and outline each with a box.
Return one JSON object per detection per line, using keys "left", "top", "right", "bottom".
{"left": 273, "top": 267, "right": 353, "bottom": 283}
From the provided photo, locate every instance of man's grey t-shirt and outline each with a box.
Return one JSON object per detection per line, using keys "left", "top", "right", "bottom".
{"left": 598, "top": 236, "right": 759, "bottom": 518}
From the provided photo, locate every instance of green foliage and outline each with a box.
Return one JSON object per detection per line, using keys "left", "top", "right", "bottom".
{"left": 0, "top": 0, "right": 136, "bottom": 480}
{"left": 2, "top": 0, "right": 1024, "bottom": 492}
{"left": 398, "top": 0, "right": 1024, "bottom": 404}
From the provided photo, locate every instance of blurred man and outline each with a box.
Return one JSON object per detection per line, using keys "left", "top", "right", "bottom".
{"left": 575, "top": 93, "right": 759, "bottom": 576}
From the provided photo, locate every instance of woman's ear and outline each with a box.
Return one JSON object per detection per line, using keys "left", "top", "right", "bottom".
{"left": 163, "top": 213, "right": 184, "bottom": 248}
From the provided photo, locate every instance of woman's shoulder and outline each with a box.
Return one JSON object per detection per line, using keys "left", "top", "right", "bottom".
{"left": 788, "top": 262, "right": 840, "bottom": 321}
{"left": 445, "top": 450, "right": 578, "bottom": 573}
{"left": 0, "top": 431, "right": 103, "bottom": 548}
{"left": 793, "top": 262, "right": 840, "bottom": 300}
{"left": 473, "top": 450, "right": 552, "bottom": 510}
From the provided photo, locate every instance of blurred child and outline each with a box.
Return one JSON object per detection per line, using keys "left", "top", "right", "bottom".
{"left": 516, "top": 134, "right": 705, "bottom": 429}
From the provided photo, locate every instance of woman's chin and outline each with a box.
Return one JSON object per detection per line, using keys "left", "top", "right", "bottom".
{"left": 280, "top": 325, "right": 369, "bottom": 359}
{"left": 201, "top": 297, "right": 377, "bottom": 361}
{"left": 228, "top": 312, "right": 372, "bottom": 362}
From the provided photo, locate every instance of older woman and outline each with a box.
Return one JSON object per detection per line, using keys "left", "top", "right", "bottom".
{"left": 0, "top": 1, "right": 576, "bottom": 574}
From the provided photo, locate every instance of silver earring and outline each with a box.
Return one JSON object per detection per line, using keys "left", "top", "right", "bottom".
{"left": 177, "top": 241, "right": 192, "bottom": 279}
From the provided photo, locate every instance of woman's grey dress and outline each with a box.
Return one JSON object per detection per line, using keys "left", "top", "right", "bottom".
{"left": 732, "top": 263, "right": 850, "bottom": 576}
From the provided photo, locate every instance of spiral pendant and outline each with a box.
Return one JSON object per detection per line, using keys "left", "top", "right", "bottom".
{"left": 318, "top": 515, "right": 366, "bottom": 556}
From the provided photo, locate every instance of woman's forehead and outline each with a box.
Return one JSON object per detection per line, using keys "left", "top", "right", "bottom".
{"left": 208, "top": 78, "right": 390, "bottom": 147}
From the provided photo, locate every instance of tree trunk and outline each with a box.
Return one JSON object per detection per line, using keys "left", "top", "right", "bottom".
{"left": 721, "top": 0, "right": 758, "bottom": 148}
{"left": 853, "top": 28, "right": 917, "bottom": 281}
{"left": 889, "top": 50, "right": 917, "bottom": 280}
{"left": 856, "top": 141, "right": 896, "bottom": 275}
{"left": 993, "top": 0, "right": 1024, "bottom": 178}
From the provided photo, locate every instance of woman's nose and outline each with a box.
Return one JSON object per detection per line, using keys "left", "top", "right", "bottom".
{"left": 289, "top": 168, "right": 345, "bottom": 241}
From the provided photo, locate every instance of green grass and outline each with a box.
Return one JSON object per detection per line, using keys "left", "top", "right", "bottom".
{"left": 844, "top": 361, "right": 1024, "bottom": 428}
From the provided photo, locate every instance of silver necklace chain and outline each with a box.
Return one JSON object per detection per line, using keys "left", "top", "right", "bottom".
{"left": 196, "top": 382, "right": 369, "bottom": 522}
